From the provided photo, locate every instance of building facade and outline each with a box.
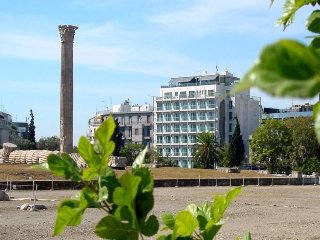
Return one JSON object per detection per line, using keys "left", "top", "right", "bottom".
{"left": 88, "top": 100, "right": 153, "bottom": 147}
{"left": 262, "top": 103, "right": 313, "bottom": 122}
{"left": 0, "top": 111, "right": 17, "bottom": 144}
{"left": 153, "top": 70, "right": 260, "bottom": 168}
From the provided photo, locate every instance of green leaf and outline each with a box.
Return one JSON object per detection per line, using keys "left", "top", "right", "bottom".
{"left": 95, "top": 215, "right": 139, "bottom": 240}
{"left": 113, "top": 172, "right": 141, "bottom": 206}
{"left": 54, "top": 199, "right": 84, "bottom": 236}
{"left": 80, "top": 186, "right": 99, "bottom": 208}
{"left": 140, "top": 215, "right": 159, "bottom": 237}
{"left": 185, "top": 203, "right": 198, "bottom": 218}
{"left": 197, "top": 203, "right": 212, "bottom": 230}
{"left": 161, "top": 213, "right": 175, "bottom": 230}
{"left": 314, "top": 102, "right": 320, "bottom": 142}
{"left": 47, "top": 153, "right": 82, "bottom": 181}
{"left": 78, "top": 136, "right": 100, "bottom": 169}
{"left": 94, "top": 115, "right": 116, "bottom": 153}
{"left": 234, "top": 39, "right": 320, "bottom": 98}
{"left": 212, "top": 187, "right": 241, "bottom": 223}
{"left": 82, "top": 167, "right": 98, "bottom": 181}
{"left": 135, "top": 191, "right": 154, "bottom": 218}
{"left": 132, "top": 147, "right": 148, "bottom": 169}
{"left": 307, "top": 10, "right": 320, "bottom": 33}
{"left": 99, "top": 166, "right": 119, "bottom": 202}
{"left": 132, "top": 167, "right": 153, "bottom": 193}
{"left": 114, "top": 206, "right": 133, "bottom": 222}
{"left": 202, "top": 221, "right": 223, "bottom": 240}
{"left": 172, "top": 211, "right": 199, "bottom": 239}
{"left": 243, "top": 232, "right": 252, "bottom": 240}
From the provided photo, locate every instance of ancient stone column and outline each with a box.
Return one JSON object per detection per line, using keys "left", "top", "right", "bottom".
{"left": 58, "top": 25, "right": 78, "bottom": 153}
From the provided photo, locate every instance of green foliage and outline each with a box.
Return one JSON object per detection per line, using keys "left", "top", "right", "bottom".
{"left": 234, "top": 0, "right": 320, "bottom": 142}
{"left": 193, "top": 132, "right": 220, "bottom": 169}
{"left": 47, "top": 116, "right": 159, "bottom": 239}
{"left": 120, "top": 142, "right": 145, "bottom": 166}
{"left": 158, "top": 187, "right": 242, "bottom": 240}
{"left": 37, "top": 136, "right": 60, "bottom": 151}
{"left": 11, "top": 136, "right": 33, "bottom": 150}
{"left": 219, "top": 144, "right": 231, "bottom": 168}
{"left": 250, "top": 119, "right": 292, "bottom": 173}
{"left": 296, "top": 156, "right": 320, "bottom": 175}
{"left": 284, "top": 117, "right": 318, "bottom": 169}
{"left": 28, "top": 109, "right": 36, "bottom": 150}
{"left": 47, "top": 116, "right": 246, "bottom": 239}
{"left": 229, "top": 117, "right": 245, "bottom": 167}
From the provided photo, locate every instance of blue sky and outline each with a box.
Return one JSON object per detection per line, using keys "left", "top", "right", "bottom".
{"left": 0, "top": 0, "right": 317, "bottom": 142}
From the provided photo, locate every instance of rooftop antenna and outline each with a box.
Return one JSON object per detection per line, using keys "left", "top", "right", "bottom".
{"left": 216, "top": 64, "right": 219, "bottom": 73}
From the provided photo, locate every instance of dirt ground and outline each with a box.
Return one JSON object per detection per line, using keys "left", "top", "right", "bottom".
{"left": 0, "top": 186, "right": 320, "bottom": 240}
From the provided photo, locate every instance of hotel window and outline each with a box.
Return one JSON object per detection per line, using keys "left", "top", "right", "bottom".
{"left": 165, "top": 136, "right": 171, "bottom": 143}
{"left": 157, "top": 136, "right": 163, "bottom": 144}
{"left": 181, "top": 124, "right": 188, "bottom": 132}
{"left": 157, "top": 148, "right": 163, "bottom": 155}
{"left": 189, "top": 91, "right": 195, "bottom": 98}
{"left": 190, "top": 135, "right": 197, "bottom": 143}
{"left": 173, "top": 124, "right": 180, "bottom": 132}
{"left": 129, "top": 128, "right": 132, "bottom": 137}
{"left": 229, "top": 112, "right": 233, "bottom": 121}
{"left": 173, "top": 148, "right": 179, "bottom": 156}
{"left": 165, "top": 148, "right": 171, "bottom": 156}
{"left": 199, "top": 101, "right": 206, "bottom": 109}
{"left": 147, "top": 115, "right": 150, "bottom": 123}
{"left": 229, "top": 123, "right": 233, "bottom": 132}
{"left": 180, "top": 91, "right": 187, "bottom": 98}
{"left": 181, "top": 113, "right": 188, "bottom": 121}
{"left": 173, "top": 102, "right": 180, "bottom": 110}
{"left": 190, "top": 101, "right": 197, "bottom": 109}
{"left": 157, "top": 103, "right": 163, "bottom": 111}
{"left": 199, "top": 112, "right": 206, "bottom": 120}
{"left": 207, "top": 111, "right": 214, "bottom": 120}
{"left": 181, "top": 135, "right": 188, "bottom": 143}
{"left": 208, "top": 90, "right": 214, "bottom": 96}
{"left": 164, "top": 114, "right": 171, "bottom": 121}
{"left": 165, "top": 124, "right": 171, "bottom": 132}
{"left": 190, "top": 112, "right": 197, "bottom": 120}
{"left": 181, "top": 101, "right": 188, "bottom": 110}
{"left": 229, "top": 100, "right": 233, "bottom": 109}
{"left": 181, "top": 147, "right": 188, "bottom": 156}
{"left": 173, "top": 135, "right": 179, "bottom": 143}
{"left": 199, "top": 124, "right": 206, "bottom": 132}
{"left": 129, "top": 116, "right": 132, "bottom": 124}
{"left": 208, "top": 100, "right": 215, "bottom": 108}
{"left": 164, "top": 102, "right": 172, "bottom": 110}
{"left": 173, "top": 113, "right": 180, "bottom": 121}
{"left": 137, "top": 116, "right": 141, "bottom": 124}
{"left": 164, "top": 92, "right": 172, "bottom": 99}
{"left": 190, "top": 124, "right": 197, "bottom": 132}
{"left": 157, "top": 124, "right": 162, "bottom": 133}
{"left": 207, "top": 123, "right": 215, "bottom": 131}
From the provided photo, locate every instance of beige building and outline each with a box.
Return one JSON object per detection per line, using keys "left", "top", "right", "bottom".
{"left": 88, "top": 100, "right": 153, "bottom": 147}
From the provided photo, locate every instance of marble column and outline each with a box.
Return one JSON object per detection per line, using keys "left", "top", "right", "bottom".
{"left": 58, "top": 25, "right": 78, "bottom": 153}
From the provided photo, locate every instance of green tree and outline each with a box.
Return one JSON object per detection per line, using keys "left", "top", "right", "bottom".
{"left": 250, "top": 119, "right": 292, "bottom": 173}
{"left": 229, "top": 116, "right": 245, "bottom": 167}
{"left": 219, "top": 144, "right": 231, "bottom": 167}
{"left": 28, "top": 109, "right": 36, "bottom": 150}
{"left": 11, "top": 136, "right": 33, "bottom": 150}
{"left": 119, "top": 142, "right": 145, "bottom": 166}
{"left": 192, "top": 132, "right": 220, "bottom": 169}
{"left": 284, "top": 117, "right": 319, "bottom": 169}
{"left": 111, "top": 118, "right": 123, "bottom": 156}
{"left": 37, "top": 136, "right": 60, "bottom": 151}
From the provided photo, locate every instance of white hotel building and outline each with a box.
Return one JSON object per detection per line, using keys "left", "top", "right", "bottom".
{"left": 153, "top": 70, "right": 260, "bottom": 168}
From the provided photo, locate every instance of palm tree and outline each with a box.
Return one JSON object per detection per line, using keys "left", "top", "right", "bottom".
{"left": 192, "top": 132, "right": 220, "bottom": 169}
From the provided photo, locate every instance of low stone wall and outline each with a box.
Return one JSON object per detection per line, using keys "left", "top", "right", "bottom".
{"left": 0, "top": 177, "right": 318, "bottom": 190}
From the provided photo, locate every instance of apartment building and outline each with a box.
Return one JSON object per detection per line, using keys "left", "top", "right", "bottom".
{"left": 88, "top": 100, "right": 153, "bottom": 147}
{"left": 0, "top": 111, "right": 17, "bottom": 144}
{"left": 153, "top": 70, "right": 260, "bottom": 168}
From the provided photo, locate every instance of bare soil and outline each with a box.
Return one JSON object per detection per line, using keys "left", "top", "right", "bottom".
{"left": 1, "top": 186, "right": 320, "bottom": 240}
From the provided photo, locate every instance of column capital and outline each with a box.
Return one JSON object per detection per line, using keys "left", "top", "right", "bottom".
{"left": 59, "top": 25, "right": 78, "bottom": 43}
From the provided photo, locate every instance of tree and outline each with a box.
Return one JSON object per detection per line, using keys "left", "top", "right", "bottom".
{"left": 219, "top": 144, "right": 231, "bottom": 167}
{"left": 229, "top": 116, "right": 245, "bottom": 167}
{"left": 119, "top": 142, "right": 145, "bottom": 166}
{"left": 250, "top": 119, "right": 292, "bottom": 173}
{"left": 111, "top": 118, "right": 124, "bottom": 156}
{"left": 192, "top": 132, "right": 220, "bottom": 169}
{"left": 11, "top": 136, "right": 33, "bottom": 150}
{"left": 284, "top": 117, "right": 319, "bottom": 169}
{"left": 28, "top": 109, "right": 36, "bottom": 150}
{"left": 37, "top": 136, "right": 60, "bottom": 151}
